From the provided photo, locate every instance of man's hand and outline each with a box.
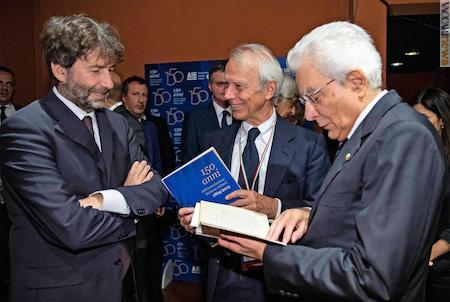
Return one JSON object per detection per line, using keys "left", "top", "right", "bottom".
{"left": 267, "top": 208, "right": 311, "bottom": 244}
{"left": 124, "top": 160, "right": 154, "bottom": 186}
{"left": 79, "top": 193, "right": 103, "bottom": 210}
{"left": 178, "top": 207, "right": 195, "bottom": 233}
{"left": 226, "top": 189, "right": 278, "bottom": 218}
{"left": 429, "top": 239, "right": 450, "bottom": 266}
{"left": 218, "top": 233, "right": 267, "bottom": 261}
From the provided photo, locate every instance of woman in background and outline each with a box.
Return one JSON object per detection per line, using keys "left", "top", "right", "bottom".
{"left": 272, "top": 73, "right": 303, "bottom": 125}
{"left": 413, "top": 87, "right": 450, "bottom": 302}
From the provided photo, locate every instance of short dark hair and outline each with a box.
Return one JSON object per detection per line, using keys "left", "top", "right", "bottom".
{"left": 208, "top": 61, "right": 227, "bottom": 83}
{"left": 122, "top": 76, "right": 146, "bottom": 96}
{"left": 40, "top": 14, "right": 124, "bottom": 82}
{"left": 0, "top": 66, "right": 15, "bottom": 83}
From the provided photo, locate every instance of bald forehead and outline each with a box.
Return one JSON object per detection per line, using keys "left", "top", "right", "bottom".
{"left": 0, "top": 71, "right": 15, "bottom": 84}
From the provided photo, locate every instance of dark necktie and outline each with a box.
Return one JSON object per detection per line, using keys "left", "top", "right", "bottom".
{"left": 238, "top": 127, "right": 260, "bottom": 190}
{"left": 0, "top": 106, "right": 7, "bottom": 124}
{"left": 82, "top": 116, "right": 94, "bottom": 138}
{"left": 221, "top": 110, "right": 229, "bottom": 128}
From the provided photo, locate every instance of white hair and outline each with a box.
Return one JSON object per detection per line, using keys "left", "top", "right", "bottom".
{"left": 229, "top": 43, "right": 284, "bottom": 98}
{"left": 273, "top": 73, "right": 298, "bottom": 106}
{"left": 287, "top": 21, "right": 382, "bottom": 88}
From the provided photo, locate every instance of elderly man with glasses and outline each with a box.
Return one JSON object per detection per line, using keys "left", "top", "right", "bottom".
{"left": 218, "top": 21, "right": 446, "bottom": 302}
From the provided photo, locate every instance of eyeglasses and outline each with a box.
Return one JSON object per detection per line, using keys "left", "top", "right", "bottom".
{"left": 298, "top": 79, "right": 335, "bottom": 105}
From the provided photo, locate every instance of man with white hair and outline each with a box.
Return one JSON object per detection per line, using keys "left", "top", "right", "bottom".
{"left": 218, "top": 21, "right": 446, "bottom": 301}
{"left": 178, "top": 43, "right": 330, "bottom": 302}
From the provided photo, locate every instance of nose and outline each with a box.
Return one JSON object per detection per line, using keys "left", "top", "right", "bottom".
{"left": 304, "top": 102, "right": 318, "bottom": 121}
{"left": 224, "top": 84, "right": 235, "bottom": 101}
{"left": 101, "top": 70, "right": 114, "bottom": 90}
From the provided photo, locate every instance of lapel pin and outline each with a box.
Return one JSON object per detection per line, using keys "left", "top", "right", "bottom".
{"left": 345, "top": 153, "right": 351, "bottom": 161}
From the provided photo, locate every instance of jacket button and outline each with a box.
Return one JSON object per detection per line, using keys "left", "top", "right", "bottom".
{"left": 114, "top": 258, "right": 122, "bottom": 265}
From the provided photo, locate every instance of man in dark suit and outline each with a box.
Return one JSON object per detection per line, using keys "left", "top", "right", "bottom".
{"left": 218, "top": 21, "right": 446, "bottom": 302}
{"left": 120, "top": 76, "right": 162, "bottom": 175}
{"left": 0, "top": 15, "right": 168, "bottom": 302}
{"left": 0, "top": 65, "right": 21, "bottom": 302}
{"left": 181, "top": 62, "right": 232, "bottom": 163}
{"left": 120, "top": 75, "right": 165, "bottom": 302}
{"left": 179, "top": 43, "right": 330, "bottom": 302}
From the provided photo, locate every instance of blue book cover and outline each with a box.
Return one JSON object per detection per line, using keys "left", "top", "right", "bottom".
{"left": 162, "top": 147, "right": 240, "bottom": 207}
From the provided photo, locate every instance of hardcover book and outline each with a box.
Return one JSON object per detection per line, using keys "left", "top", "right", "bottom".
{"left": 161, "top": 147, "right": 240, "bottom": 207}
{"left": 190, "top": 200, "right": 286, "bottom": 246}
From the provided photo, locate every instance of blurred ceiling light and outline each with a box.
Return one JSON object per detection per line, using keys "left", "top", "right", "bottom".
{"left": 404, "top": 51, "right": 420, "bottom": 56}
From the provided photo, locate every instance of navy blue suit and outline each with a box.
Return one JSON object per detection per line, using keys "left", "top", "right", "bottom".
{"left": 0, "top": 90, "right": 168, "bottom": 302}
{"left": 263, "top": 91, "right": 446, "bottom": 301}
{"left": 181, "top": 102, "right": 223, "bottom": 163}
{"left": 202, "top": 115, "right": 331, "bottom": 302}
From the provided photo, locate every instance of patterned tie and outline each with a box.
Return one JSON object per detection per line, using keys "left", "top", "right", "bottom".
{"left": 221, "top": 110, "right": 229, "bottom": 128}
{"left": 238, "top": 127, "right": 261, "bottom": 190}
{"left": 0, "top": 106, "right": 7, "bottom": 124}
{"left": 82, "top": 116, "right": 94, "bottom": 138}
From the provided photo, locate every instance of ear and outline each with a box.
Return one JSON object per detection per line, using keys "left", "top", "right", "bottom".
{"left": 50, "top": 63, "right": 68, "bottom": 83}
{"left": 208, "top": 82, "right": 212, "bottom": 92}
{"left": 346, "top": 70, "right": 368, "bottom": 100}
{"left": 264, "top": 80, "right": 277, "bottom": 101}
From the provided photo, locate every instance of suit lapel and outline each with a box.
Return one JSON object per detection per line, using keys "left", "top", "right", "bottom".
{"left": 264, "top": 116, "right": 296, "bottom": 196}
{"left": 309, "top": 90, "right": 403, "bottom": 219}
{"left": 217, "top": 122, "right": 240, "bottom": 169}
{"left": 43, "top": 90, "right": 108, "bottom": 186}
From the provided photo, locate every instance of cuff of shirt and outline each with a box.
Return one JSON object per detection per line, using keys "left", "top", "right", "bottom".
{"left": 93, "top": 189, "right": 131, "bottom": 215}
{"left": 274, "top": 198, "right": 282, "bottom": 218}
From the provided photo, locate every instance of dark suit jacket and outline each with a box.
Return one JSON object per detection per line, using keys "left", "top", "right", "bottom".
{"left": 203, "top": 115, "right": 331, "bottom": 302}
{"left": 264, "top": 90, "right": 446, "bottom": 302}
{"left": 0, "top": 90, "right": 168, "bottom": 302}
{"left": 181, "top": 102, "right": 222, "bottom": 163}
{"left": 141, "top": 119, "right": 162, "bottom": 175}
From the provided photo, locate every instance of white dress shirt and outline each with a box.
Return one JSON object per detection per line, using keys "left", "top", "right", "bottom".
{"left": 230, "top": 108, "right": 282, "bottom": 216}
{"left": 53, "top": 87, "right": 130, "bottom": 215}
{"left": 1, "top": 102, "right": 17, "bottom": 116}
{"left": 212, "top": 100, "right": 232, "bottom": 127}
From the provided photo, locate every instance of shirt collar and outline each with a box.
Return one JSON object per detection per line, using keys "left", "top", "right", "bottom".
{"left": 241, "top": 107, "right": 277, "bottom": 144}
{"left": 347, "top": 89, "right": 388, "bottom": 139}
{"left": 0, "top": 102, "right": 14, "bottom": 109}
{"left": 212, "top": 100, "right": 231, "bottom": 117}
{"left": 108, "top": 101, "right": 123, "bottom": 111}
{"left": 53, "top": 86, "right": 96, "bottom": 120}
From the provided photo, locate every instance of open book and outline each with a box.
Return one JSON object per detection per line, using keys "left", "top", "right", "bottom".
{"left": 190, "top": 200, "right": 286, "bottom": 246}
{"left": 162, "top": 147, "right": 240, "bottom": 207}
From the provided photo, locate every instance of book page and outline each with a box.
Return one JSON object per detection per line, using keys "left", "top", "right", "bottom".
{"left": 199, "top": 200, "right": 269, "bottom": 239}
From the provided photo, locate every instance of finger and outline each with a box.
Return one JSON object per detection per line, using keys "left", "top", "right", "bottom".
{"left": 143, "top": 171, "right": 154, "bottom": 183}
{"left": 267, "top": 216, "right": 287, "bottom": 240}
{"left": 134, "top": 161, "right": 149, "bottom": 180}
{"left": 429, "top": 261, "right": 434, "bottom": 266}
{"left": 128, "top": 161, "right": 140, "bottom": 178}
{"left": 291, "top": 222, "right": 308, "bottom": 243}
{"left": 229, "top": 198, "right": 250, "bottom": 208}
{"left": 225, "top": 189, "right": 249, "bottom": 200}
{"left": 178, "top": 207, "right": 195, "bottom": 217}
{"left": 282, "top": 220, "right": 296, "bottom": 244}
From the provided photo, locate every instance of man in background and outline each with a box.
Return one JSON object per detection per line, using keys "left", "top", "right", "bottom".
{"left": 0, "top": 65, "right": 20, "bottom": 302}
{"left": 181, "top": 62, "right": 232, "bottom": 163}
{"left": 120, "top": 75, "right": 166, "bottom": 302}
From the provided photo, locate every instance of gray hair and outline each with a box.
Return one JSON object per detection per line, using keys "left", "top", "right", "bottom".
{"left": 272, "top": 73, "right": 298, "bottom": 106}
{"left": 229, "top": 43, "right": 284, "bottom": 98}
{"left": 41, "top": 14, "right": 124, "bottom": 81}
{"left": 287, "top": 21, "right": 382, "bottom": 88}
